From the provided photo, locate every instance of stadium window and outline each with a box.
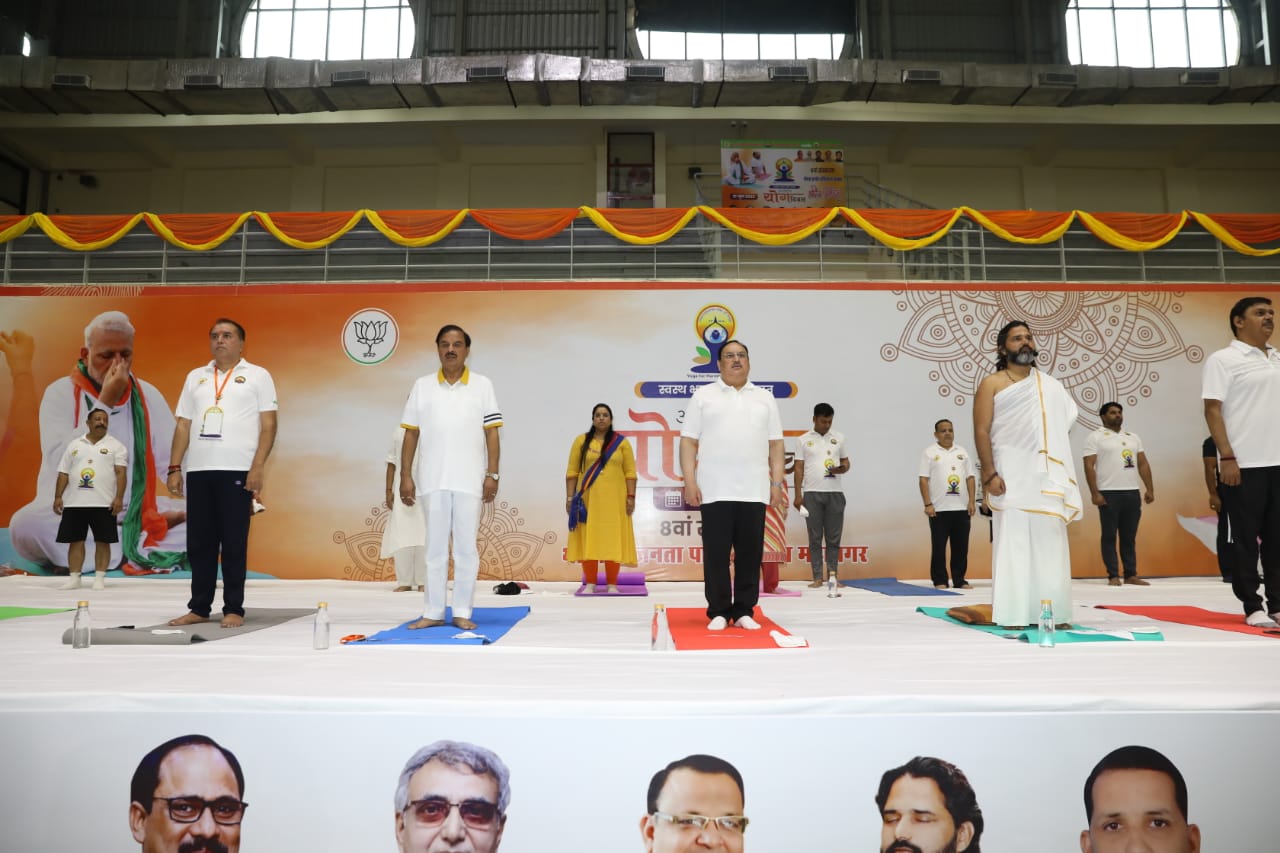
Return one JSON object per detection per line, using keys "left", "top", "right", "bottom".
{"left": 240, "top": 0, "right": 415, "bottom": 61}
{"left": 636, "top": 31, "right": 845, "bottom": 61}
{"left": 1066, "top": 0, "right": 1240, "bottom": 67}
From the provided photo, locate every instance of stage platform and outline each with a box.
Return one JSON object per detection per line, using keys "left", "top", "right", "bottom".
{"left": 2, "top": 573, "right": 1277, "bottom": 850}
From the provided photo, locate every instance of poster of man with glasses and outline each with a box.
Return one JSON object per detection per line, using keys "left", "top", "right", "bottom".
{"left": 640, "top": 754, "right": 749, "bottom": 852}
{"left": 129, "top": 734, "right": 248, "bottom": 853}
{"left": 394, "top": 740, "right": 510, "bottom": 853}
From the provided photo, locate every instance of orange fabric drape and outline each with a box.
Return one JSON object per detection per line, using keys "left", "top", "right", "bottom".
{"left": 467, "top": 208, "right": 580, "bottom": 241}
{"left": 2, "top": 208, "right": 1279, "bottom": 256}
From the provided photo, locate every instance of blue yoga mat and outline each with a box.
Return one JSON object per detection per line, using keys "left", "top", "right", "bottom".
{"left": 917, "top": 606, "right": 1163, "bottom": 643}
{"left": 353, "top": 606, "right": 531, "bottom": 646}
{"left": 842, "top": 577, "right": 960, "bottom": 596}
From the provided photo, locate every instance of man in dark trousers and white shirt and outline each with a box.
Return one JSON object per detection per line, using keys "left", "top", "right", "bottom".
{"left": 680, "top": 340, "right": 787, "bottom": 630}
{"left": 1083, "top": 402, "right": 1154, "bottom": 587}
{"left": 166, "top": 319, "right": 278, "bottom": 629}
{"left": 918, "top": 419, "right": 977, "bottom": 590}
{"left": 1203, "top": 296, "right": 1280, "bottom": 628}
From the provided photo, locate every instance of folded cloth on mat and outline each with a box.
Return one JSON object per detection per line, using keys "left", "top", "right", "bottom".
{"left": 1, "top": 606, "right": 71, "bottom": 622}
{"left": 664, "top": 607, "right": 806, "bottom": 651}
{"left": 842, "top": 577, "right": 960, "bottom": 596}
{"left": 60, "top": 607, "right": 315, "bottom": 645}
{"left": 353, "top": 606, "right": 530, "bottom": 646}
{"left": 1098, "top": 604, "right": 1280, "bottom": 638}
{"left": 917, "top": 606, "right": 1163, "bottom": 643}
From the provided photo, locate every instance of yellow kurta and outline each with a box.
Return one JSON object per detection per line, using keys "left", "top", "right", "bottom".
{"left": 565, "top": 434, "right": 638, "bottom": 565}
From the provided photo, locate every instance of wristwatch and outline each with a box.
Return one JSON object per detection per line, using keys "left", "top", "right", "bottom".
{"left": 486, "top": 472, "right": 500, "bottom": 481}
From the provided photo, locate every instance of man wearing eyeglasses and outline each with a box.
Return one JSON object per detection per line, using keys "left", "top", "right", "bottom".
{"left": 640, "top": 754, "right": 748, "bottom": 852}
{"left": 395, "top": 740, "right": 510, "bottom": 853}
{"left": 129, "top": 734, "right": 247, "bottom": 853}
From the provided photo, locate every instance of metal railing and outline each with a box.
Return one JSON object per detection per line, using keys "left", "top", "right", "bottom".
{"left": 1, "top": 215, "right": 1277, "bottom": 286}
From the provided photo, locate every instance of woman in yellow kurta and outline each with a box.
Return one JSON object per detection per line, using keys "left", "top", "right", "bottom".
{"left": 565, "top": 403, "right": 638, "bottom": 593}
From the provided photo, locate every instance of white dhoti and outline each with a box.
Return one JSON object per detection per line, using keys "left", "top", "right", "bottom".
{"left": 988, "top": 369, "right": 1082, "bottom": 627}
{"left": 381, "top": 426, "right": 427, "bottom": 587}
{"left": 422, "top": 490, "right": 482, "bottom": 620}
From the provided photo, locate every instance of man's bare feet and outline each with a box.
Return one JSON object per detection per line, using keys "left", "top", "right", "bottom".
{"left": 392, "top": 585, "right": 412, "bottom": 592}
{"left": 452, "top": 617, "right": 477, "bottom": 630}
{"left": 220, "top": 614, "right": 244, "bottom": 628}
{"left": 408, "top": 617, "right": 445, "bottom": 630}
{"left": 167, "top": 612, "right": 208, "bottom": 626}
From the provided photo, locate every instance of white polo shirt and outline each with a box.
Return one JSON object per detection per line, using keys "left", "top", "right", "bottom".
{"left": 400, "top": 367, "right": 502, "bottom": 497}
{"left": 175, "top": 358, "right": 278, "bottom": 472}
{"left": 1082, "top": 428, "right": 1144, "bottom": 490}
{"left": 795, "top": 428, "right": 847, "bottom": 493}
{"left": 1202, "top": 339, "right": 1280, "bottom": 468}
{"left": 681, "top": 378, "right": 782, "bottom": 504}
{"left": 918, "top": 443, "right": 976, "bottom": 511}
{"left": 57, "top": 433, "right": 128, "bottom": 508}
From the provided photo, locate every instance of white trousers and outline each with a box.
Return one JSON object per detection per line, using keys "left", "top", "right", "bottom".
{"left": 422, "top": 490, "right": 482, "bottom": 620}
{"left": 393, "top": 545, "right": 426, "bottom": 587}
{"left": 991, "top": 509, "right": 1073, "bottom": 627}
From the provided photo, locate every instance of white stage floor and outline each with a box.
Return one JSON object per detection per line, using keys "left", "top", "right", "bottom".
{"left": 3, "top": 574, "right": 1279, "bottom": 851}
{"left": 2, "top": 573, "right": 1278, "bottom": 711}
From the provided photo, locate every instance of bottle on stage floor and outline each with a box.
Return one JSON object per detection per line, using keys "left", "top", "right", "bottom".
{"left": 1038, "top": 599, "right": 1055, "bottom": 648}
{"left": 71, "top": 600, "right": 91, "bottom": 649}
{"left": 651, "top": 604, "right": 672, "bottom": 651}
{"left": 314, "top": 602, "right": 331, "bottom": 650}
{"left": 827, "top": 569, "right": 841, "bottom": 598}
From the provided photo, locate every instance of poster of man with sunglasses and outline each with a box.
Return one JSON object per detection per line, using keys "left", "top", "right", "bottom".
{"left": 394, "top": 740, "right": 510, "bottom": 853}
{"left": 129, "top": 734, "right": 248, "bottom": 853}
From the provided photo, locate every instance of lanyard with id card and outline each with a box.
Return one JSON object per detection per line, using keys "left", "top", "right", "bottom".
{"left": 200, "top": 366, "right": 235, "bottom": 438}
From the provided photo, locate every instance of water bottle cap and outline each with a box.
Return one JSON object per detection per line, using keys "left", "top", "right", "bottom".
{"left": 77, "top": 600, "right": 89, "bottom": 607}
{"left": 1040, "top": 598, "right": 1052, "bottom": 605}
{"left": 654, "top": 603, "right": 665, "bottom": 611}
{"left": 318, "top": 602, "right": 328, "bottom": 608}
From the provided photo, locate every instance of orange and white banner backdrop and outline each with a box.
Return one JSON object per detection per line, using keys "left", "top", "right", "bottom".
{"left": 1, "top": 283, "right": 1273, "bottom": 582}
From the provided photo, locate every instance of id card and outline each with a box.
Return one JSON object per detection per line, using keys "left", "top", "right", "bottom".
{"left": 199, "top": 405, "right": 224, "bottom": 438}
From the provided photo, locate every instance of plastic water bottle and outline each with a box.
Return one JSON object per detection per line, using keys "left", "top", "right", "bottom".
{"left": 827, "top": 569, "right": 841, "bottom": 598}
{"left": 651, "top": 604, "right": 671, "bottom": 651}
{"left": 72, "top": 600, "right": 91, "bottom": 649}
{"left": 314, "top": 602, "right": 330, "bottom": 650}
{"left": 1038, "top": 599, "right": 1055, "bottom": 648}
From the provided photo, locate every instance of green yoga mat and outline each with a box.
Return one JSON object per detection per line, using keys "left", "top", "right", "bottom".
{"left": 0, "top": 606, "right": 72, "bottom": 622}
{"left": 917, "top": 606, "right": 1164, "bottom": 643}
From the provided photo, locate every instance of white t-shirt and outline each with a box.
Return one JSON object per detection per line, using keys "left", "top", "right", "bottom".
{"left": 400, "top": 367, "right": 502, "bottom": 497}
{"left": 1202, "top": 339, "right": 1280, "bottom": 468}
{"left": 794, "top": 428, "right": 847, "bottom": 493}
{"left": 175, "top": 358, "right": 278, "bottom": 472}
{"left": 57, "top": 434, "right": 128, "bottom": 508}
{"left": 681, "top": 378, "right": 783, "bottom": 504}
{"left": 917, "top": 443, "right": 976, "bottom": 512}
{"left": 1082, "top": 428, "right": 1144, "bottom": 491}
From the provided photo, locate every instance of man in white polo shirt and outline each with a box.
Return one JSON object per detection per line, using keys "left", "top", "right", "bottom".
{"left": 680, "top": 339, "right": 787, "bottom": 630}
{"left": 166, "top": 319, "right": 278, "bottom": 629}
{"left": 1083, "top": 402, "right": 1155, "bottom": 587}
{"left": 53, "top": 408, "right": 127, "bottom": 590}
{"left": 917, "top": 418, "right": 977, "bottom": 590}
{"left": 1203, "top": 296, "right": 1280, "bottom": 628}
{"left": 793, "top": 402, "right": 849, "bottom": 589}
{"left": 399, "top": 324, "right": 502, "bottom": 631}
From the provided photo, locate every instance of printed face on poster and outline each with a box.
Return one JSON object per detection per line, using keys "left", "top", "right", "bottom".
{"left": 719, "top": 140, "right": 845, "bottom": 208}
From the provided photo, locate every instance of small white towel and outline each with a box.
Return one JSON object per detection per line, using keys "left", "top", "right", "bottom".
{"left": 770, "top": 630, "right": 807, "bottom": 648}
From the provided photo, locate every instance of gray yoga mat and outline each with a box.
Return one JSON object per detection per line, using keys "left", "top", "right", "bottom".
{"left": 60, "top": 607, "right": 315, "bottom": 645}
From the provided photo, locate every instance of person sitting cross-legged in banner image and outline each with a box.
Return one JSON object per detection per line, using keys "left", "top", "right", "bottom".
{"left": 566, "top": 403, "right": 638, "bottom": 593}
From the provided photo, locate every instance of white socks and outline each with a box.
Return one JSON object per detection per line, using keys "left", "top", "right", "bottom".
{"left": 59, "top": 573, "right": 82, "bottom": 590}
{"left": 92, "top": 572, "right": 106, "bottom": 590}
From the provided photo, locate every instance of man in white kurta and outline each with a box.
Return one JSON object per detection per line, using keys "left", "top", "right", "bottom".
{"left": 399, "top": 325, "right": 502, "bottom": 631}
{"left": 975, "top": 322, "right": 1082, "bottom": 627}
{"left": 9, "top": 310, "right": 185, "bottom": 573}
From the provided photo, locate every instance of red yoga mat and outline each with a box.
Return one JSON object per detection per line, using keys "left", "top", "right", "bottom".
{"left": 1098, "top": 605, "right": 1280, "bottom": 638}
{"left": 664, "top": 606, "right": 806, "bottom": 650}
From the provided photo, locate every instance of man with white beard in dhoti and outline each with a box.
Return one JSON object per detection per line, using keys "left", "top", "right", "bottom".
{"left": 974, "top": 321, "right": 1083, "bottom": 628}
